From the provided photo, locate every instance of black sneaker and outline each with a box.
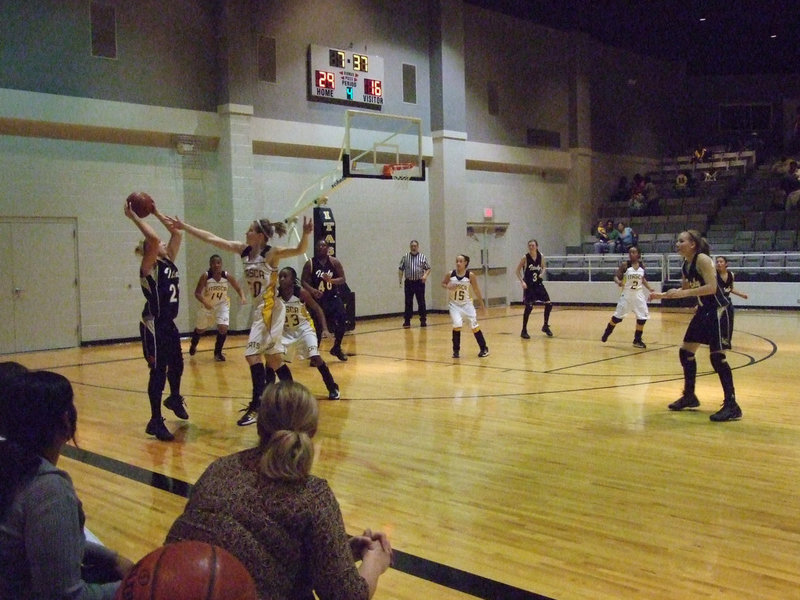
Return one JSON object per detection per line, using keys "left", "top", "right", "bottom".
{"left": 542, "top": 325, "right": 553, "bottom": 337}
{"left": 601, "top": 331, "right": 610, "bottom": 342}
{"left": 145, "top": 418, "right": 174, "bottom": 441}
{"left": 330, "top": 347, "right": 348, "bottom": 361}
{"left": 237, "top": 404, "right": 258, "bottom": 426}
{"left": 452, "top": 351, "right": 460, "bottom": 358}
{"left": 668, "top": 393, "right": 700, "bottom": 411}
{"left": 710, "top": 401, "right": 742, "bottom": 422}
{"left": 214, "top": 353, "right": 226, "bottom": 362}
{"left": 632, "top": 339, "right": 646, "bottom": 349}
{"left": 521, "top": 330, "right": 530, "bottom": 339}
{"left": 402, "top": 322, "right": 411, "bottom": 328}
{"left": 163, "top": 395, "right": 189, "bottom": 420}
{"left": 420, "top": 321, "right": 427, "bottom": 327}
{"left": 189, "top": 339, "right": 198, "bottom": 356}
{"left": 478, "top": 347, "right": 489, "bottom": 358}
{"left": 328, "top": 386, "right": 340, "bottom": 400}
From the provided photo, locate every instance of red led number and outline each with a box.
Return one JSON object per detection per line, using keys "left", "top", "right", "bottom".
{"left": 315, "top": 70, "right": 335, "bottom": 89}
{"left": 365, "top": 78, "right": 382, "bottom": 96}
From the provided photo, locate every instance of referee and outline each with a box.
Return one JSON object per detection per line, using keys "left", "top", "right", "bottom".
{"left": 398, "top": 240, "right": 431, "bottom": 327}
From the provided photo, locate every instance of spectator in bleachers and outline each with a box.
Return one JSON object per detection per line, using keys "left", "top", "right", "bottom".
{"left": 781, "top": 161, "right": 800, "bottom": 211}
{"left": 606, "top": 220, "right": 619, "bottom": 248}
{"left": 642, "top": 176, "right": 660, "bottom": 215}
{"left": 593, "top": 219, "right": 614, "bottom": 253}
{"left": 691, "top": 143, "right": 708, "bottom": 165}
{"left": 609, "top": 176, "right": 629, "bottom": 203}
{"left": 628, "top": 174, "right": 647, "bottom": 216}
{"left": 614, "top": 222, "right": 637, "bottom": 253}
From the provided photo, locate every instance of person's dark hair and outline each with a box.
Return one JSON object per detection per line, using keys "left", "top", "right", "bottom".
{"left": 256, "top": 382, "right": 318, "bottom": 481}
{"left": 0, "top": 371, "right": 77, "bottom": 518}
{"left": 0, "top": 361, "right": 29, "bottom": 438}
{"left": 457, "top": 254, "right": 470, "bottom": 267}
{"left": 254, "top": 219, "right": 288, "bottom": 239}
{"left": 209, "top": 254, "right": 222, "bottom": 263}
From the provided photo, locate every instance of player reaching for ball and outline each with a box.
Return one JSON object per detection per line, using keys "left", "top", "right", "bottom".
{"left": 164, "top": 214, "right": 312, "bottom": 426}
{"left": 125, "top": 195, "right": 188, "bottom": 442}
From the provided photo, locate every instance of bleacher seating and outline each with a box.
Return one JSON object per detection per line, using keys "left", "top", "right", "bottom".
{"left": 775, "top": 230, "right": 796, "bottom": 251}
{"left": 733, "top": 230, "right": 755, "bottom": 252}
{"left": 753, "top": 231, "right": 775, "bottom": 251}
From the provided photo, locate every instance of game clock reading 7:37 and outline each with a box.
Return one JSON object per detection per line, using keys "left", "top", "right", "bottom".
{"left": 308, "top": 44, "right": 384, "bottom": 109}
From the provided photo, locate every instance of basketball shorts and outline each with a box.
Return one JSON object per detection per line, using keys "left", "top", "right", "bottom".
{"left": 245, "top": 304, "right": 285, "bottom": 357}
{"left": 684, "top": 303, "right": 725, "bottom": 352}
{"left": 448, "top": 301, "right": 479, "bottom": 330}
{"left": 613, "top": 291, "right": 649, "bottom": 321}
{"left": 524, "top": 284, "right": 550, "bottom": 305}
{"left": 140, "top": 317, "right": 182, "bottom": 368}
{"left": 282, "top": 321, "right": 320, "bottom": 362}
{"left": 195, "top": 299, "right": 230, "bottom": 330}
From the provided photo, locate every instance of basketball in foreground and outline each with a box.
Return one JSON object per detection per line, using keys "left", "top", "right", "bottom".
{"left": 114, "top": 541, "right": 257, "bottom": 600}
{"left": 126, "top": 191, "right": 155, "bottom": 218}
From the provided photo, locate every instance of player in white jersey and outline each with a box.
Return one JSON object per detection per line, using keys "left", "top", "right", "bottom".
{"left": 441, "top": 254, "right": 489, "bottom": 358}
{"left": 278, "top": 267, "right": 340, "bottom": 399}
{"left": 601, "top": 246, "right": 654, "bottom": 348}
{"left": 188, "top": 254, "right": 246, "bottom": 361}
{"left": 167, "top": 214, "right": 312, "bottom": 426}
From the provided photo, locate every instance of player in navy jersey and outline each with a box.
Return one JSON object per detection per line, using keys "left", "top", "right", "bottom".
{"left": 715, "top": 256, "right": 748, "bottom": 350}
{"left": 650, "top": 230, "right": 742, "bottom": 422}
{"left": 125, "top": 199, "right": 186, "bottom": 441}
{"left": 302, "top": 240, "right": 349, "bottom": 361}
{"left": 515, "top": 240, "right": 553, "bottom": 338}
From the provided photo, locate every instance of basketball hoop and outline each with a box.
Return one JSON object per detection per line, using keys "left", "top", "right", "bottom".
{"left": 383, "top": 162, "right": 416, "bottom": 190}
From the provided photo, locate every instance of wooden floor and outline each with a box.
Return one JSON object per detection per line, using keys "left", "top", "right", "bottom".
{"left": 8, "top": 305, "right": 800, "bottom": 599}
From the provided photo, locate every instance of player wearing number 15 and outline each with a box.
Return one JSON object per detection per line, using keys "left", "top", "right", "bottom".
{"left": 442, "top": 254, "right": 489, "bottom": 358}
{"left": 125, "top": 199, "right": 186, "bottom": 442}
{"left": 166, "top": 215, "right": 313, "bottom": 427}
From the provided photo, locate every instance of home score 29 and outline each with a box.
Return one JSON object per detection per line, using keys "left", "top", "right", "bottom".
{"left": 308, "top": 44, "right": 384, "bottom": 109}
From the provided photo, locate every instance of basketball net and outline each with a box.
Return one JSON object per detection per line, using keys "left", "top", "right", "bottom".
{"left": 383, "top": 162, "right": 415, "bottom": 190}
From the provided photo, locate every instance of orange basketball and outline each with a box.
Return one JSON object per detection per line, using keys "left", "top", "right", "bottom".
{"left": 126, "top": 191, "right": 155, "bottom": 218}
{"left": 115, "top": 541, "right": 257, "bottom": 600}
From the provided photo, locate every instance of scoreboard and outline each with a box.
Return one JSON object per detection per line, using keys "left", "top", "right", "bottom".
{"left": 308, "top": 44, "right": 384, "bottom": 109}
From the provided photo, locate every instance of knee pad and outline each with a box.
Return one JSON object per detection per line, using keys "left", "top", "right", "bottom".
{"left": 710, "top": 352, "right": 727, "bottom": 372}
{"left": 611, "top": 316, "right": 623, "bottom": 324}
{"left": 636, "top": 319, "right": 647, "bottom": 326}
{"left": 679, "top": 348, "right": 695, "bottom": 368}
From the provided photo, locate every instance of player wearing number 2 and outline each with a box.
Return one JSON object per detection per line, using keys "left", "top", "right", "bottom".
{"left": 125, "top": 199, "right": 186, "bottom": 442}
{"left": 601, "top": 246, "right": 653, "bottom": 348}
{"left": 188, "top": 254, "right": 247, "bottom": 361}
{"left": 166, "top": 215, "right": 312, "bottom": 427}
{"left": 442, "top": 254, "right": 489, "bottom": 358}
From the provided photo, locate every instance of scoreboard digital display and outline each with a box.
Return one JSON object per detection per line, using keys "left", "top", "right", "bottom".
{"left": 308, "top": 44, "right": 384, "bottom": 109}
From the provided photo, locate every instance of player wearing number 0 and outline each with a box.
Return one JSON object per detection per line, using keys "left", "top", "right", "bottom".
{"left": 601, "top": 246, "right": 654, "bottom": 348}
{"left": 188, "top": 254, "right": 247, "bottom": 361}
{"left": 442, "top": 254, "right": 489, "bottom": 358}
{"left": 166, "top": 215, "right": 312, "bottom": 427}
{"left": 515, "top": 240, "right": 554, "bottom": 338}
{"left": 278, "top": 267, "right": 340, "bottom": 400}
{"left": 125, "top": 199, "right": 187, "bottom": 442}
{"left": 649, "top": 230, "right": 742, "bottom": 422}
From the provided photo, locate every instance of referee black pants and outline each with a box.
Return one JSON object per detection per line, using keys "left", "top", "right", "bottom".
{"left": 404, "top": 279, "right": 426, "bottom": 323}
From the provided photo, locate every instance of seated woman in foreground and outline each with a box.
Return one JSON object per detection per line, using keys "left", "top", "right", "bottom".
{"left": 0, "top": 369, "right": 134, "bottom": 599}
{"left": 166, "top": 381, "right": 392, "bottom": 599}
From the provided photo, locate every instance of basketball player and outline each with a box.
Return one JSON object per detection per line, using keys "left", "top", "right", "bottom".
{"left": 301, "top": 240, "right": 349, "bottom": 361}
{"left": 188, "top": 254, "right": 246, "bottom": 361}
{"left": 166, "top": 215, "right": 312, "bottom": 426}
{"left": 515, "top": 239, "right": 554, "bottom": 338}
{"left": 649, "top": 230, "right": 742, "bottom": 422}
{"left": 441, "top": 254, "right": 489, "bottom": 358}
{"left": 125, "top": 200, "right": 186, "bottom": 442}
{"left": 278, "top": 267, "right": 340, "bottom": 400}
{"left": 715, "top": 256, "right": 749, "bottom": 350}
{"left": 601, "top": 246, "right": 654, "bottom": 348}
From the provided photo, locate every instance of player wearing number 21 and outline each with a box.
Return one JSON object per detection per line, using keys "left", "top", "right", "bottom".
{"left": 442, "top": 254, "right": 489, "bottom": 359}
{"left": 165, "top": 214, "right": 312, "bottom": 427}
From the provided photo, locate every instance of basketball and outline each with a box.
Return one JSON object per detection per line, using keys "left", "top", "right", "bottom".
{"left": 126, "top": 191, "right": 155, "bottom": 218}
{"left": 114, "top": 541, "right": 257, "bottom": 600}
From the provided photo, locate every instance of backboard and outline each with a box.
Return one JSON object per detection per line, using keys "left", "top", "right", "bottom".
{"left": 342, "top": 110, "right": 425, "bottom": 181}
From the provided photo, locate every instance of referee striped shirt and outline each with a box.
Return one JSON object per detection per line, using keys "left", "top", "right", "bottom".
{"left": 399, "top": 252, "right": 430, "bottom": 281}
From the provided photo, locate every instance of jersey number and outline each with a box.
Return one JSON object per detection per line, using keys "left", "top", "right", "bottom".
{"left": 285, "top": 313, "right": 300, "bottom": 327}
